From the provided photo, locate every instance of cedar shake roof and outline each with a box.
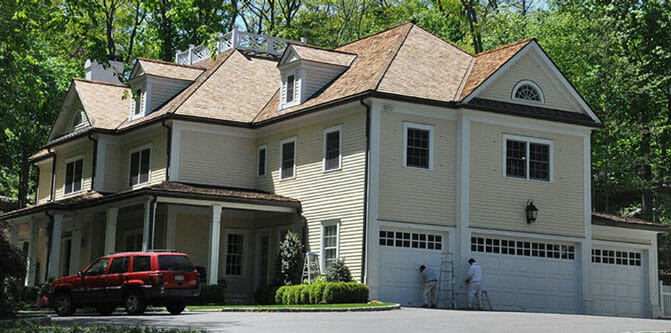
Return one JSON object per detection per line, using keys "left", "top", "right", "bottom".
{"left": 592, "top": 212, "right": 669, "bottom": 232}
{"left": 73, "top": 79, "right": 130, "bottom": 130}
{"left": 457, "top": 38, "right": 534, "bottom": 100}
{"left": 136, "top": 58, "right": 205, "bottom": 81}
{"left": 45, "top": 22, "right": 597, "bottom": 146}
{"left": 287, "top": 44, "right": 357, "bottom": 67}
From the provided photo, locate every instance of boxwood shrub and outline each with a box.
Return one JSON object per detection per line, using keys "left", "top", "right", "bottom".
{"left": 273, "top": 282, "right": 368, "bottom": 305}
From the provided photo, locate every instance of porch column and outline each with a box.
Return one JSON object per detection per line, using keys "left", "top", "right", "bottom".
{"left": 104, "top": 207, "right": 118, "bottom": 254}
{"left": 27, "top": 218, "right": 40, "bottom": 286}
{"left": 47, "top": 213, "right": 63, "bottom": 279}
{"left": 208, "top": 205, "right": 223, "bottom": 285}
{"left": 142, "top": 199, "right": 155, "bottom": 251}
{"left": 69, "top": 216, "right": 83, "bottom": 274}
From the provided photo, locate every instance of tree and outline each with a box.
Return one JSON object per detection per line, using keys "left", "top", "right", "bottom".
{"left": 278, "top": 231, "right": 304, "bottom": 285}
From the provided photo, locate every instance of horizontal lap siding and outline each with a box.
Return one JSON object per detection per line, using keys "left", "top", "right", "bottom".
{"left": 378, "top": 112, "right": 457, "bottom": 226}
{"left": 256, "top": 109, "right": 366, "bottom": 280}
{"left": 54, "top": 143, "right": 93, "bottom": 200}
{"left": 37, "top": 163, "right": 52, "bottom": 204}
{"left": 304, "top": 63, "right": 345, "bottom": 100}
{"left": 116, "top": 131, "right": 167, "bottom": 191}
{"left": 469, "top": 121, "right": 585, "bottom": 237}
{"left": 479, "top": 52, "right": 577, "bottom": 112}
{"left": 150, "top": 80, "right": 190, "bottom": 112}
{"left": 178, "top": 131, "right": 256, "bottom": 188}
{"left": 103, "top": 144, "right": 121, "bottom": 192}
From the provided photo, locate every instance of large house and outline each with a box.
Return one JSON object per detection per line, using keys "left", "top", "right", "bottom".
{"left": 1, "top": 22, "right": 667, "bottom": 317}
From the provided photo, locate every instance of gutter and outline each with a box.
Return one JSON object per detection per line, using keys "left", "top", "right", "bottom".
{"left": 359, "top": 97, "right": 371, "bottom": 284}
{"left": 87, "top": 133, "right": 98, "bottom": 191}
{"left": 161, "top": 119, "right": 171, "bottom": 181}
{"left": 48, "top": 147, "right": 56, "bottom": 202}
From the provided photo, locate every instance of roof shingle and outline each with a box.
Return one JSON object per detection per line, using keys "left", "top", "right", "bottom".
{"left": 136, "top": 58, "right": 205, "bottom": 81}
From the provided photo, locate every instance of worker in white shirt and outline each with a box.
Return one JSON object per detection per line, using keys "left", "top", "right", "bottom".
{"left": 419, "top": 265, "right": 438, "bottom": 308}
{"left": 465, "top": 258, "right": 482, "bottom": 310}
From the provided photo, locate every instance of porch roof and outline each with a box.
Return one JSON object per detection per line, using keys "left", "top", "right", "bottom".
{"left": 0, "top": 181, "right": 300, "bottom": 220}
{"left": 592, "top": 211, "right": 670, "bottom": 232}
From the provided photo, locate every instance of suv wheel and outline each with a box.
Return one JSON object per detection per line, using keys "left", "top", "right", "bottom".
{"left": 96, "top": 304, "right": 116, "bottom": 315}
{"left": 124, "top": 290, "right": 147, "bottom": 315}
{"left": 53, "top": 292, "right": 76, "bottom": 316}
{"left": 166, "top": 300, "right": 186, "bottom": 315}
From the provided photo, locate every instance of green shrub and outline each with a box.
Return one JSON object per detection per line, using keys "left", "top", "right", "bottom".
{"left": 322, "top": 282, "right": 369, "bottom": 304}
{"left": 254, "top": 286, "right": 279, "bottom": 305}
{"left": 188, "top": 284, "right": 225, "bottom": 305}
{"left": 275, "top": 286, "right": 289, "bottom": 304}
{"left": 325, "top": 259, "right": 352, "bottom": 282}
{"left": 309, "top": 282, "right": 328, "bottom": 304}
{"left": 279, "top": 231, "right": 303, "bottom": 285}
{"left": 298, "top": 285, "right": 310, "bottom": 304}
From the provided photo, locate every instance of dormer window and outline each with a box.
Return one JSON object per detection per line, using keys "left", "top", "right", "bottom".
{"left": 512, "top": 80, "right": 544, "bottom": 104}
{"left": 133, "top": 89, "right": 142, "bottom": 116}
{"left": 71, "top": 109, "right": 84, "bottom": 129}
{"left": 286, "top": 75, "right": 295, "bottom": 102}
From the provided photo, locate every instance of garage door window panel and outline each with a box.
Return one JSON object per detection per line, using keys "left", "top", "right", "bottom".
{"left": 592, "top": 248, "right": 641, "bottom": 266}
{"left": 380, "top": 230, "right": 441, "bottom": 250}
{"left": 472, "top": 236, "right": 574, "bottom": 260}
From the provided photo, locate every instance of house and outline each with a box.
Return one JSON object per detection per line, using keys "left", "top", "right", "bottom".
{"left": 1, "top": 22, "right": 667, "bottom": 317}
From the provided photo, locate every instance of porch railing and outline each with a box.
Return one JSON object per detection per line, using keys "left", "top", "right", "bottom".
{"left": 175, "top": 29, "right": 300, "bottom": 65}
{"left": 660, "top": 281, "right": 671, "bottom": 318}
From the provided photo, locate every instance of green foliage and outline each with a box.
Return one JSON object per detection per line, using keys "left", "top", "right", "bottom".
{"left": 309, "top": 282, "right": 328, "bottom": 304}
{"left": 322, "top": 282, "right": 369, "bottom": 304}
{"left": 187, "top": 284, "right": 225, "bottom": 305}
{"left": 325, "top": 259, "right": 352, "bottom": 282}
{"left": 279, "top": 231, "right": 304, "bottom": 285}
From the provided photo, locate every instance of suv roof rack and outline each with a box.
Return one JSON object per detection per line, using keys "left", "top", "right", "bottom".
{"left": 110, "top": 249, "right": 178, "bottom": 255}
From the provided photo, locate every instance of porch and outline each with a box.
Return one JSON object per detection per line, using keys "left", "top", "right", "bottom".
{"left": 2, "top": 182, "right": 303, "bottom": 300}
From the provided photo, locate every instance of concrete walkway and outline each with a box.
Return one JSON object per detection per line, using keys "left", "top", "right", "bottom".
{"left": 51, "top": 307, "right": 671, "bottom": 333}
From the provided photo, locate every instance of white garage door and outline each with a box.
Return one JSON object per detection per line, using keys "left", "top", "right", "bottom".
{"left": 378, "top": 229, "right": 447, "bottom": 306}
{"left": 591, "top": 248, "right": 646, "bottom": 317}
{"left": 471, "top": 235, "right": 579, "bottom": 313}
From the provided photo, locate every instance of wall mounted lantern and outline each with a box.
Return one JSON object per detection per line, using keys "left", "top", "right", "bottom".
{"left": 526, "top": 200, "right": 539, "bottom": 224}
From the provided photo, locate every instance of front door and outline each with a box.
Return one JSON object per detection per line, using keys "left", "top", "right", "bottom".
{"left": 256, "top": 234, "right": 270, "bottom": 288}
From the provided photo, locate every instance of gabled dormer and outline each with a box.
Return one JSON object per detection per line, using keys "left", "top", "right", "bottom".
{"left": 277, "top": 44, "right": 356, "bottom": 110}
{"left": 128, "top": 58, "right": 205, "bottom": 121}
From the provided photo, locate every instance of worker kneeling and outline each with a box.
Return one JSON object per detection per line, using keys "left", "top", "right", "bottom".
{"left": 419, "top": 265, "right": 438, "bottom": 308}
{"left": 465, "top": 258, "right": 482, "bottom": 310}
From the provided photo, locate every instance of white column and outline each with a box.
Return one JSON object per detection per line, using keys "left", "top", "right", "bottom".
{"left": 166, "top": 205, "right": 177, "bottom": 250}
{"left": 454, "top": 111, "right": 471, "bottom": 308}
{"left": 581, "top": 132, "right": 593, "bottom": 314}
{"left": 364, "top": 103, "right": 381, "bottom": 297}
{"left": 47, "top": 213, "right": 63, "bottom": 279}
{"left": 27, "top": 218, "right": 40, "bottom": 286}
{"left": 208, "top": 205, "right": 223, "bottom": 285}
{"left": 104, "top": 207, "right": 118, "bottom": 254}
{"left": 69, "top": 216, "right": 83, "bottom": 274}
{"left": 142, "top": 199, "right": 152, "bottom": 251}
{"left": 649, "top": 237, "right": 661, "bottom": 317}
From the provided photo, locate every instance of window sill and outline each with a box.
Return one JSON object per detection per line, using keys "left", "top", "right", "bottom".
{"left": 323, "top": 167, "right": 342, "bottom": 173}
{"left": 402, "top": 165, "right": 432, "bottom": 171}
{"left": 62, "top": 189, "right": 83, "bottom": 198}
{"left": 503, "top": 175, "right": 552, "bottom": 183}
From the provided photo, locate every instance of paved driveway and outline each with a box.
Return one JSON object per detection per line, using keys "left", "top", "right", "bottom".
{"left": 52, "top": 308, "right": 671, "bottom": 333}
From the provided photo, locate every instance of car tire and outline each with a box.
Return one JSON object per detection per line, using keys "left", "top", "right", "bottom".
{"left": 124, "top": 290, "right": 147, "bottom": 315}
{"left": 166, "top": 300, "right": 186, "bottom": 315}
{"left": 53, "top": 292, "right": 76, "bottom": 316}
{"left": 96, "top": 304, "right": 116, "bottom": 315}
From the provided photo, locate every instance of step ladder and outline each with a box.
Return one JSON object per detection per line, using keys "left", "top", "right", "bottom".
{"left": 301, "top": 252, "right": 321, "bottom": 284}
{"left": 437, "top": 252, "right": 455, "bottom": 309}
{"left": 480, "top": 290, "right": 493, "bottom": 310}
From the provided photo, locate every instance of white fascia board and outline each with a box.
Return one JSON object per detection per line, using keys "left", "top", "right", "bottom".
{"left": 378, "top": 220, "right": 456, "bottom": 233}
{"left": 371, "top": 98, "right": 458, "bottom": 121}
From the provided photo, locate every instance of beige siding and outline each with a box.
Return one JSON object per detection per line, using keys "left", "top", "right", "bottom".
{"left": 479, "top": 52, "right": 577, "bottom": 112}
{"left": 114, "top": 130, "right": 168, "bottom": 191}
{"left": 53, "top": 142, "right": 94, "bottom": 201}
{"left": 378, "top": 112, "right": 457, "bottom": 226}
{"left": 178, "top": 130, "right": 256, "bottom": 188}
{"left": 149, "top": 79, "right": 190, "bottom": 112}
{"left": 36, "top": 161, "right": 53, "bottom": 204}
{"left": 103, "top": 144, "right": 122, "bottom": 192}
{"left": 256, "top": 107, "right": 367, "bottom": 280}
{"left": 469, "top": 121, "right": 585, "bottom": 237}
{"left": 303, "top": 63, "right": 345, "bottom": 101}
{"left": 592, "top": 225, "right": 654, "bottom": 245}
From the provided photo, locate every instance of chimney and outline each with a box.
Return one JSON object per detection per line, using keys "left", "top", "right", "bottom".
{"left": 84, "top": 59, "right": 124, "bottom": 84}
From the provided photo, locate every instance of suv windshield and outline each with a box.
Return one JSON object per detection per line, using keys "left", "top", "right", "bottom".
{"left": 158, "top": 255, "right": 195, "bottom": 271}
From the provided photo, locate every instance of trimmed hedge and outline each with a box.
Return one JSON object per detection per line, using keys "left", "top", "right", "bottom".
{"left": 274, "top": 282, "right": 368, "bottom": 305}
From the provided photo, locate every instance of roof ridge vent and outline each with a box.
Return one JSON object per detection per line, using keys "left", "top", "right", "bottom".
{"left": 175, "top": 28, "right": 302, "bottom": 65}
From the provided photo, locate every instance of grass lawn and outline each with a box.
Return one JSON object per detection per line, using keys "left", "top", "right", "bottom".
{"left": 187, "top": 302, "right": 396, "bottom": 310}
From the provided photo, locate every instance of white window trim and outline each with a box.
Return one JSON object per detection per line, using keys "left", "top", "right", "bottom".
{"left": 511, "top": 80, "right": 545, "bottom": 105}
{"left": 320, "top": 220, "right": 340, "bottom": 273}
{"left": 279, "top": 136, "right": 297, "bottom": 180}
{"left": 281, "top": 70, "right": 300, "bottom": 109}
{"left": 257, "top": 144, "right": 267, "bottom": 177}
{"left": 128, "top": 143, "right": 152, "bottom": 188}
{"left": 323, "top": 125, "right": 343, "bottom": 172}
{"left": 222, "top": 229, "right": 250, "bottom": 278}
{"left": 129, "top": 88, "right": 145, "bottom": 121}
{"left": 502, "top": 134, "right": 554, "bottom": 183}
{"left": 402, "top": 122, "right": 434, "bottom": 170}
{"left": 63, "top": 155, "right": 85, "bottom": 196}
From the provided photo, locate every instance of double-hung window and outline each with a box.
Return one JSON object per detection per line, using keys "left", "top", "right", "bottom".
{"left": 323, "top": 126, "right": 342, "bottom": 171}
{"left": 504, "top": 135, "right": 552, "bottom": 181}
{"left": 280, "top": 137, "right": 296, "bottom": 179}
{"left": 134, "top": 89, "right": 142, "bottom": 116}
{"left": 225, "top": 233, "right": 244, "bottom": 276}
{"left": 286, "top": 75, "right": 295, "bottom": 103}
{"left": 64, "top": 157, "right": 83, "bottom": 195}
{"left": 403, "top": 122, "right": 433, "bottom": 169}
{"left": 257, "top": 145, "right": 267, "bottom": 176}
{"left": 321, "top": 221, "right": 339, "bottom": 271}
{"left": 129, "top": 146, "right": 151, "bottom": 186}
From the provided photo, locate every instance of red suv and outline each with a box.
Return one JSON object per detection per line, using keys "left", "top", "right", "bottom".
{"left": 48, "top": 251, "right": 200, "bottom": 316}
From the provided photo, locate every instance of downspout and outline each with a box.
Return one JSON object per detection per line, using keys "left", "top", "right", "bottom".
{"left": 34, "top": 165, "right": 40, "bottom": 205}
{"left": 87, "top": 133, "right": 98, "bottom": 191}
{"left": 161, "top": 119, "right": 171, "bottom": 182}
{"left": 360, "top": 97, "right": 371, "bottom": 283}
{"left": 48, "top": 148, "right": 56, "bottom": 202}
{"left": 44, "top": 210, "right": 54, "bottom": 283}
